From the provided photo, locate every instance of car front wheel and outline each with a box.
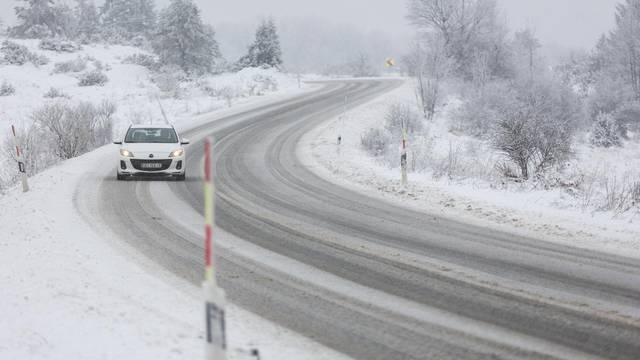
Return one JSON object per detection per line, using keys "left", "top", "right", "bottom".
{"left": 176, "top": 173, "right": 186, "bottom": 181}
{"left": 117, "top": 172, "right": 126, "bottom": 181}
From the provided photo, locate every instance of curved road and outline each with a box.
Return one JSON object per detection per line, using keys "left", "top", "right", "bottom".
{"left": 80, "top": 80, "right": 640, "bottom": 359}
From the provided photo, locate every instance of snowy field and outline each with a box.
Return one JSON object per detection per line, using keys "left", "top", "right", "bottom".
{"left": 0, "top": 37, "right": 301, "bottom": 139}
{"left": 300, "top": 80, "right": 640, "bottom": 259}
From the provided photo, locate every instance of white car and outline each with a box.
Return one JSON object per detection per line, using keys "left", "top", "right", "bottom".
{"left": 114, "top": 124, "right": 189, "bottom": 181}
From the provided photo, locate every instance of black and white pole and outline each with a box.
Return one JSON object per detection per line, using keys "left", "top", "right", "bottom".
{"left": 203, "top": 137, "right": 227, "bottom": 360}
{"left": 11, "top": 125, "right": 29, "bottom": 193}
{"left": 400, "top": 127, "right": 408, "bottom": 187}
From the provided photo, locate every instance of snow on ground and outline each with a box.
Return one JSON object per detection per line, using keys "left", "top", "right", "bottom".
{"left": 0, "top": 38, "right": 302, "bottom": 139}
{"left": 300, "top": 80, "right": 640, "bottom": 259}
{"left": 0, "top": 145, "right": 349, "bottom": 360}
{"left": 0, "top": 51, "right": 347, "bottom": 358}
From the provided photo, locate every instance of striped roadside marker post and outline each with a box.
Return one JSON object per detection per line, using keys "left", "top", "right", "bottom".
{"left": 203, "top": 137, "right": 227, "bottom": 360}
{"left": 11, "top": 125, "right": 29, "bottom": 193}
{"left": 400, "top": 127, "right": 408, "bottom": 187}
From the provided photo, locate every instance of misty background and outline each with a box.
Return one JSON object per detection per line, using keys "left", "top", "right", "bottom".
{"left": 0, "top": 0, "right": 622, "bottom": 70}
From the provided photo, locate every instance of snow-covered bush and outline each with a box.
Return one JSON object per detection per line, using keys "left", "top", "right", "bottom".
{"left": 1, "top": 40, "right": 29, "bottom": 64}
{"left": 612, "top": 101, "right": 640, "bottom": 139}
{"left": 454, "top": 79, "right": 580, "bottom": 179}
{"left": 92, "top": 59, "right": 104, "bottom": 71}
{"left": 151, "top": 66, "right": 184, "bottom": 98}
{"left": 39, "top": 38, "right": 82, "bottom": 53}
{"left": 251, "top": 73, "right": 278, "bottom": 95}
{"left": 43, "top": 87, "right": 69, "bottom": 99}
{"left": 32, "top": 101, "right": 116, "bottom": 159}
{"left": 122, "top": 53, "right": 157, "bottom": 69}
{"left": 1, "top": 40, "right": 49, "bottom": 66}
{"left": 433, "top": 143, "right": 462, "bottom": 180}
{"left": 492, "top": 83, "right": 579, "bottom": 180}
{"left": 0, "top": 80, "right": 16, "bottom": 96}
{"left": 78, "top": 69, "right": 108, "bottom": 86}
{"left": 601, "top": 174, "right": 640, "bottom": 213}
{"left": 361, "top": 128, "right": 390, "bottom": 157}
{"left": 451, "top": 81, "right": 510, "bottom": 137}
{"left": 53, "top": 57, "right": 87, "bottom": 73}
{"left": 217, "top": 86, "right": 239, "bottom": 107}
{"left": 590, "top": 112, "right": 621, "bottom": 147}
{"left": 408, "top": 136, "right": 434, "bottom": 172}
{"left": 384, "top": 103, "right": 422, "bottom": 137}
{"left": 31, "top": 53, "right": 49, "bottom": 66}
{"left": 1, "top": 123, "right": 59, "bottom": 180}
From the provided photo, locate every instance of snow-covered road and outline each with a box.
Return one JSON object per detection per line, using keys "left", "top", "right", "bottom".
{"left": 3, "top": 79, "right": 640, "bottom": 360}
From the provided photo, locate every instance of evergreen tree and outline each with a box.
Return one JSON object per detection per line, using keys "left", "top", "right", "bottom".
{"left": 154, "top": 0, "right": 220, "bottom": 75}
{"left": 75, "top": 0, "right": 99, "bottom": 42}
{"left": 10, "top": 0, "right": 72, "bottom": 38}
{"left": 590, "top": 112, "right": 621, "bottom": 147}
{"left": 237, "top": 18, "right": 283, "bottom": 69}
{"left": 100, "top": 0, "right": 155, "bottom": 42}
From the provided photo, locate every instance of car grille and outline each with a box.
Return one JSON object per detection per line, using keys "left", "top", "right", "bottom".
{"left": 130, "top": 159, "right": 172, "bottom": 171}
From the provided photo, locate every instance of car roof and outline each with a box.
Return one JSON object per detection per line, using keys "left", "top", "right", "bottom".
{"left": 129, "top": 124, "right": 174, "bottom": 129}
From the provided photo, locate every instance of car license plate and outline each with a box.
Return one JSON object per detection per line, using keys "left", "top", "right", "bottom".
{"left": 142, "top": 163, "right": 162, "bottom": 169}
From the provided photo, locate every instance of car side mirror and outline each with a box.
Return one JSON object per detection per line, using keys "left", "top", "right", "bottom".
{"left": 113, "top": 141, "right": 122, "bottom": 145}
{"left": 180, "top": 139, "right": 190, "bottom": 145}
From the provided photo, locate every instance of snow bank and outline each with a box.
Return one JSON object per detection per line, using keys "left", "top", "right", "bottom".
{"left": 300, "top": 80, "right": 640, "bottom": 259}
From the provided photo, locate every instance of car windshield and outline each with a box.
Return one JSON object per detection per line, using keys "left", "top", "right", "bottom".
{"left": 125, "top": 128, "right": 178, "bottom": 143}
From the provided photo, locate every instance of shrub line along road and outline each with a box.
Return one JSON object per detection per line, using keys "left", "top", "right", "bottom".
{"left": 79, "top": 80, "right": 640, "bottom": 359}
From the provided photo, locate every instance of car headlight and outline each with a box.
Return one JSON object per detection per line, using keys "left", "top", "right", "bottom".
{"left": 120, "top": 149, "right": 134, "bottom": 157}
{"left": 169, "top": 148, "right": 184, "bottom": 158}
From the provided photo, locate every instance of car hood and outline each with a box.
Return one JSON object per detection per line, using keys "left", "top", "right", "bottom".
{"left": 121, "top": 143, "right": 182, "bottom": 158}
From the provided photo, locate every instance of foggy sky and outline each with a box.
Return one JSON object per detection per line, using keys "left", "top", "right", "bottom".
{"left": 0, "top": 0, "right": 623, "bottom": 50}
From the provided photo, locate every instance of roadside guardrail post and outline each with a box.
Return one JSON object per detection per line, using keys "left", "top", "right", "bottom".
{"left": 203, "top": 137, "right": 227, "bottom": 360}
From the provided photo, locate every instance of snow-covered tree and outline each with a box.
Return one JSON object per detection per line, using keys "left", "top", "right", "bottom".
{"left": 348, "top": 52, "right": 376, "bottom": 77}
{"left": 609, "top": 0, "right": 640, "bottom": 100}
{"left": 405, "top": 34, "right": 452, "bottom": 120}
{"left": 154, "top": 0, "right": 220, "bottom": 75}
{"left": 10, "top": 0, "right": 73, "bottom": 38}
{"left": 590, "top": 112, "right": 621, "bottom": 147}
{"left": 237, "top": 18, "right": 283, "bottom": 69}
{"left": 74, "top": 0, "right": 100, "bottom": 42}
{"left": 407, "top": 0, "right": 507, "bottom": 79}
{"left": 491, "top": 80, "right": 580, "bottom": 179}
{"left": 100, "top": 0, "right": 156, "bottom": 42}
{"left": 513, "top": 29, "right": 541, "bottom": 79}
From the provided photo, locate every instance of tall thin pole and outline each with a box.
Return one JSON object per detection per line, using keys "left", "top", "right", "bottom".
{"left": 401, "top": 125, "right": 408, "bottom": 187}
{"left": 204, "top": 137, "right": 215, "bottom": 283}
{"left": 11, "top": 125, "right": 29, "bottom": 192}
{"left": 203, "top": 137, "right": 227, "bottom": 360}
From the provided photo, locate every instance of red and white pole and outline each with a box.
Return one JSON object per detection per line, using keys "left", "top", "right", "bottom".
{"left": 203, "top": 137, "right": 227, "bottom": 360}
{"left": 11, "top": 125, "right": 29, "bottom": 192}
{"left": 400, "top": 127, "right": 408, "bottom": 187}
